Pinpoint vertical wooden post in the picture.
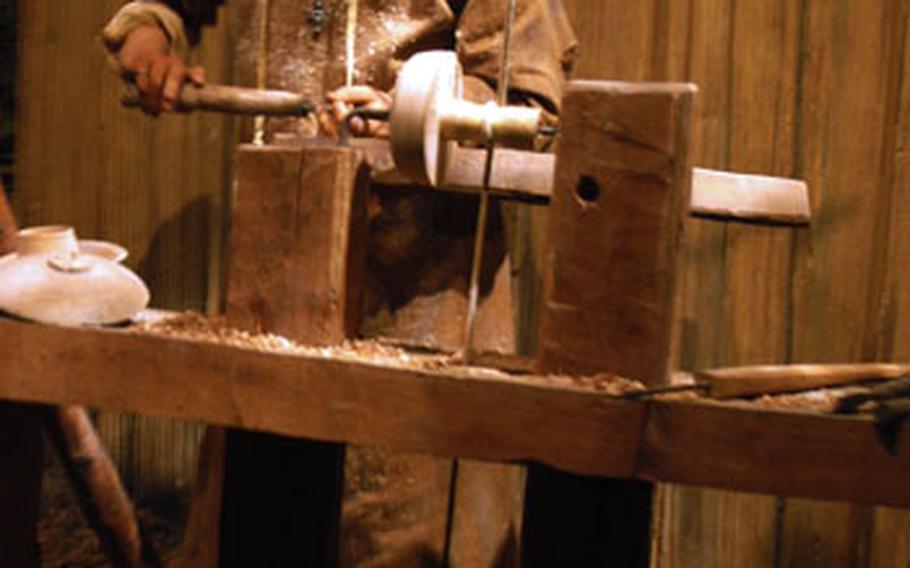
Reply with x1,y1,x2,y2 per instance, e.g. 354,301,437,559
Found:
523,81,694,567
185,142,368,567
226,143,368,343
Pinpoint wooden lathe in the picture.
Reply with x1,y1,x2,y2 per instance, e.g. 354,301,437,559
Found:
3,50,905,566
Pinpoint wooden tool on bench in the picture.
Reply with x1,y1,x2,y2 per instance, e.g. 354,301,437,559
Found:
695,362,910,399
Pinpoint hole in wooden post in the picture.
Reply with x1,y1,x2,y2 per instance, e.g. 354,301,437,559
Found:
576,176,600,203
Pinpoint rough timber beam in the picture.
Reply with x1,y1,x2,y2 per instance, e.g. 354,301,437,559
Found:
358,141,812,224
0,316,907,508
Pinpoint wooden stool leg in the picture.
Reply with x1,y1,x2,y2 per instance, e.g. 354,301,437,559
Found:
524,81,695,567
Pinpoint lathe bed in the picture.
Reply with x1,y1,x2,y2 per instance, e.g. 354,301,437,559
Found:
0,312,905,508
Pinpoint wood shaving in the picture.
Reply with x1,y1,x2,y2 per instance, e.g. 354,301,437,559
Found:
131,311,453,370
130,312,647,395
753,386,869,413
538,373,646,396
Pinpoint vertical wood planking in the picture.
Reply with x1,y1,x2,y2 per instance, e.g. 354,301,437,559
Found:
564,0,792,566
867,0,910,565
16,0,910,564
563,0,658,81
565,0,910,566
784,0,908,566
724,0,798,366
791,0,895,362
16,0,234,502
659,0,796,565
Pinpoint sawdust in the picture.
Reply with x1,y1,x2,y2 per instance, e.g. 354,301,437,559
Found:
535,373,646,396
753,386,868,413
131,311,454,370
131,312,647,395
38,453,185,567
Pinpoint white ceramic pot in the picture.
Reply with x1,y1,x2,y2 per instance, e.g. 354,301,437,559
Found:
0,225,149,326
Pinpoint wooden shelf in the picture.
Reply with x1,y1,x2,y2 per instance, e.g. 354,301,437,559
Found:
0,315,906,508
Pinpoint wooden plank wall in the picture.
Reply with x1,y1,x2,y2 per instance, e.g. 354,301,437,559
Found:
560,0,910,566
15,1,235,502
15,0,910,563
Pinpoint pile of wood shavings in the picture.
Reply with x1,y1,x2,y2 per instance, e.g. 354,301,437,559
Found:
753,386,868,413
131,311,453,370
539,373,646,396
132,312,648,394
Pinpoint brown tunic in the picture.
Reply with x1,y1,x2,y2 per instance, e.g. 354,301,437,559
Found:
152,0,576,111
116,2,576,565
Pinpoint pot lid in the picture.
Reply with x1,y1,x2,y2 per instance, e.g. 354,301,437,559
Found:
0,249,149,326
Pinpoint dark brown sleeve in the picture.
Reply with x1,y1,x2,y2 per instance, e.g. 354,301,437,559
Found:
157,0,224,44
455,0,577,114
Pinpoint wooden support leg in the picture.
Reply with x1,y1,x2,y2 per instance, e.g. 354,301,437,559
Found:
219,431,344,566
522,470,653,567
181,143,369,566
523,81,695,566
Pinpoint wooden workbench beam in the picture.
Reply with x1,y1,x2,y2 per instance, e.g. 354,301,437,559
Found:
0,317,907,508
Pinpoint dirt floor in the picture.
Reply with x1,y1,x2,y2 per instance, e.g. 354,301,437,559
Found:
37,448,185,567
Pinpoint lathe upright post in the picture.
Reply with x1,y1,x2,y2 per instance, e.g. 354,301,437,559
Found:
524,80,695,567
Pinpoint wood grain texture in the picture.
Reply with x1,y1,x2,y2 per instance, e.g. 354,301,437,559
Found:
227,4,526,565
689,168,810,225
561,0,791,566
563,0,910,563
784,1,910,566
698,363,910,399
870,0,910,559
217,143,369,566
526,79,694,568
0,317,909,507
537,80,694,384
0,316,645,480
226,144,368,341
15,0,235,502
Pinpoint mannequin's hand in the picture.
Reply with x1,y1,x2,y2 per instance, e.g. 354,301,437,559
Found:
116,24,206,115
318,86,392,138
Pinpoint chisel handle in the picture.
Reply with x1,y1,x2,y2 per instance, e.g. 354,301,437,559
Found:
122,83,315,116
697,363,910,399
